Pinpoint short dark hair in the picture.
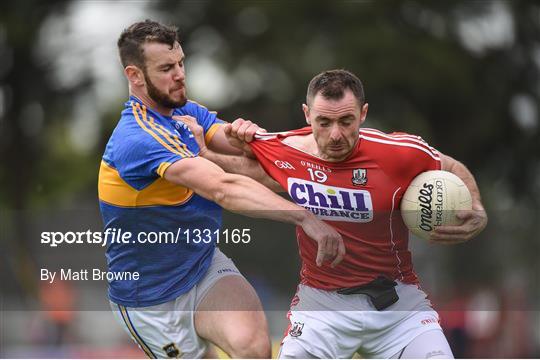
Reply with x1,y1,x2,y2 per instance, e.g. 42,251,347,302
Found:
117,19,180,69
306,69,365,106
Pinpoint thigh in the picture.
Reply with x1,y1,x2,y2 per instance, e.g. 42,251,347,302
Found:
360,283,445,358
110,300,207,359
280,311,331,359
280,310,362,359
280,285,363,359
279,334,318,359
393,329,454,359
194,275,269,354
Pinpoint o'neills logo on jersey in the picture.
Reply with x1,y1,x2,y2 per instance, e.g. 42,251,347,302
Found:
287,178,373,223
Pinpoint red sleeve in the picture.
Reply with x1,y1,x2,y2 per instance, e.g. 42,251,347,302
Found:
377,133,441,187
249,136,288,188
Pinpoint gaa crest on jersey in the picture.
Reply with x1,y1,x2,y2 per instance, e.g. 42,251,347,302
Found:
289,322,304,337
352,168,368,186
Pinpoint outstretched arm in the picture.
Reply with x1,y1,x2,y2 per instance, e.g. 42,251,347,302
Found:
430,153,488,244
164,155,345,267
201,150,283,192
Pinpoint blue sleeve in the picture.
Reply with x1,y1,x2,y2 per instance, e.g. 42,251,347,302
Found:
112,120,194,190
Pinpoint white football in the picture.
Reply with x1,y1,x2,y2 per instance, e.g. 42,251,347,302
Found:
401,170,472,240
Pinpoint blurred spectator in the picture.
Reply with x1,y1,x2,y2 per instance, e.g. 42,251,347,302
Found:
440,294,469,358
38,280,76,346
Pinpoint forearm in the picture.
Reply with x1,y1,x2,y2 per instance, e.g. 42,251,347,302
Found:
165,157,305,223
201,148,282,192
164,156,344,264
214,172,308,225
442,154,483,208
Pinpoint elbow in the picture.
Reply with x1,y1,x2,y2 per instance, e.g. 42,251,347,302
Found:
211,184,227,205
208,174,236,206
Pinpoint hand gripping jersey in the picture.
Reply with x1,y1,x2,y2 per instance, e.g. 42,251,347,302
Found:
98,96,224,307
250,127,441,289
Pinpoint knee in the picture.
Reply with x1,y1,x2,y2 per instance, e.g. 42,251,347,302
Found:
227,330,271,358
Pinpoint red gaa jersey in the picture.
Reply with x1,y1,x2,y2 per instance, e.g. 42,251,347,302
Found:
250,127,441,289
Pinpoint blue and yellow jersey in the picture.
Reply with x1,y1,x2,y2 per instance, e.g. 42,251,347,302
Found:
98,96,224,307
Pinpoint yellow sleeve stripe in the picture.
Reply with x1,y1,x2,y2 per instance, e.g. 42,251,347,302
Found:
156,161,173,177
139,104,194,157
135,103,194,158
130,103,187,158
205,123,223,144
143,109,195,157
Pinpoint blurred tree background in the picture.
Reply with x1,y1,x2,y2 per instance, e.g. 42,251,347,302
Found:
1,0,539,356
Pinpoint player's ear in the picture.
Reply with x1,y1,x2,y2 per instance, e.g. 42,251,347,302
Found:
124,65,145,87
302,103,311,124
359,103,369,125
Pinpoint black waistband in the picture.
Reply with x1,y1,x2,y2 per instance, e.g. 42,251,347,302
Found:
337,276,399,310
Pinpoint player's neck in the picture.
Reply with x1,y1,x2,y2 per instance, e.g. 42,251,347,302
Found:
284,134,319,158
284,134,356,162
130,89,174,117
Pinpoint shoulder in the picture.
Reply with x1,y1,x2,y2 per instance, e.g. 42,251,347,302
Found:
113,103,155,143
359,128,439,160
176,100,216,116
282,134,315,154
114,104,190,157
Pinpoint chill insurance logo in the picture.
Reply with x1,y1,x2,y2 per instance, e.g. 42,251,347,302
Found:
287,178,373,223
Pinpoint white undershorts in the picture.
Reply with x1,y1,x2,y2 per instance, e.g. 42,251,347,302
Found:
279,281,448,359
109,248,243,358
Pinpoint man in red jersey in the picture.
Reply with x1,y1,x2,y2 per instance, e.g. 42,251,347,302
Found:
203,69,487,359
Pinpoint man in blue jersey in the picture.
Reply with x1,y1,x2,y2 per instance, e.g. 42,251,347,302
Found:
98,20,345,359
